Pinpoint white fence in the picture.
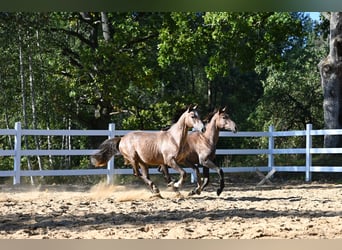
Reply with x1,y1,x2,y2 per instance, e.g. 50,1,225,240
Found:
1,122,342,185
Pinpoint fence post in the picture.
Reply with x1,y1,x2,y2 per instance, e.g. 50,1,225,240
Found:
305,123,312,182
14,122,22,185
255,124,276,185
107,123,115,184
268,125,274,170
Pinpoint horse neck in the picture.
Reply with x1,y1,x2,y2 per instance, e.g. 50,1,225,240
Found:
204,115,220,145
168,115,189,147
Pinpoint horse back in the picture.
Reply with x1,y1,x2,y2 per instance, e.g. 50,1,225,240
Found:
119,131,166,166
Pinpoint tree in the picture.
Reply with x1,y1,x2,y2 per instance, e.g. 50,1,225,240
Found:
250,13,326,132
318,12,342,147
157,12,307,129
0,12,332,181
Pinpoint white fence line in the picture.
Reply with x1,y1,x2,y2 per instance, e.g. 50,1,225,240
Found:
1,122,342,185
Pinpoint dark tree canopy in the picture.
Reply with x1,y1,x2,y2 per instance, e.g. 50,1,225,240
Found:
0,12,328,177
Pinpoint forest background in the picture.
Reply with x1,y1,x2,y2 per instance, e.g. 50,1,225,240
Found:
0,12,330,184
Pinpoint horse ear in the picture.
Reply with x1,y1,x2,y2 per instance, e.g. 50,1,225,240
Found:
220,106,226,113
188,104,197,112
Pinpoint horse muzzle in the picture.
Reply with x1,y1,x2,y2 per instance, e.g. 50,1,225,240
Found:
225,123,237,133
232,125,238,133
193,123,206,133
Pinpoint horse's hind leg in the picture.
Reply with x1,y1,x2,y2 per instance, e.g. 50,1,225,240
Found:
201,165,210,190
138,163,161,196
188,165,203,196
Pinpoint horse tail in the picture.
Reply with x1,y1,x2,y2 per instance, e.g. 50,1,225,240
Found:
91,137,121,167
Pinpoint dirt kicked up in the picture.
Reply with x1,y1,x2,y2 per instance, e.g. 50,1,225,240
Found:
0,181,342,239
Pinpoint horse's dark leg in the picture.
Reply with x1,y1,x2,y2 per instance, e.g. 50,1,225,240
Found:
201,159,224,196
201,165,210,190
132,163,140,177
218,168,224,196
159,164,175,187
186,162,202,196
194,165,203,193
168,159,186,194
138,163,160,196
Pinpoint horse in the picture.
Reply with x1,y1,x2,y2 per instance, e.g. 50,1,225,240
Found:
91,105,205,197
159,107,237,196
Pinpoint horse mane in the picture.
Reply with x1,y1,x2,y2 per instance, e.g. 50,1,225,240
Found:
203,106,228,124
205,107,226,123
203,108,218,123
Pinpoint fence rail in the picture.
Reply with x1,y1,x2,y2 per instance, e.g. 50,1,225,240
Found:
1,122,342,185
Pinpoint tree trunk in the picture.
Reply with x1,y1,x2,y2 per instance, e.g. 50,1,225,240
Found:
0,74,13,148
28,46,43,172
36,29,53,168
101,12,112,42
318,12,342,147
18,28,34,185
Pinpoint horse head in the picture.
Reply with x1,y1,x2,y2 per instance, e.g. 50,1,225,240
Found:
217,106,237,133
184,105,205,132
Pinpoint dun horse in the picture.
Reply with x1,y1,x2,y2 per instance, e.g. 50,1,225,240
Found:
91,105,205,197
159,107,237,196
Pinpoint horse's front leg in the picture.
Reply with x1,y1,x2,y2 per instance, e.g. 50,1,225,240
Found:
201,159,225,196
168,159,186,194
158,164,175,187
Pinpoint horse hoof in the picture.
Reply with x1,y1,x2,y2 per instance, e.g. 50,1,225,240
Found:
167,181,175,187
173,182,182,189
150,193,163,199
172,185,180,193
188,188,201,196
174,192,184,200
216,188,223,196
188,190,196,196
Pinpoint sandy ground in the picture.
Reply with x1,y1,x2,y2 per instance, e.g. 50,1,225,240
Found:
1,181,342,239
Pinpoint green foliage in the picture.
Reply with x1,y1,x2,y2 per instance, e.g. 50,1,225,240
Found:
249,15,327,132
0,12,329,183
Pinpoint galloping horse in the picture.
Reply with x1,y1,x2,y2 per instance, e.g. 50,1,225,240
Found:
91,105,205,197
159,107,237,196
